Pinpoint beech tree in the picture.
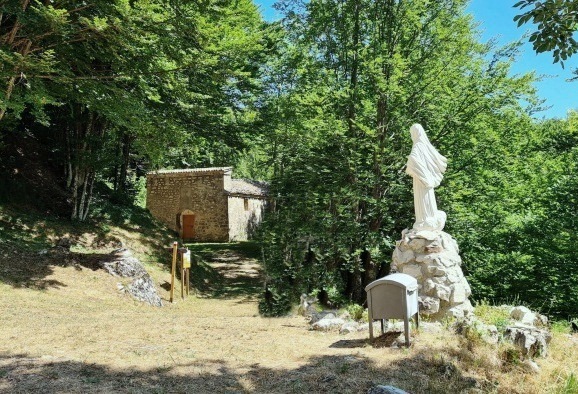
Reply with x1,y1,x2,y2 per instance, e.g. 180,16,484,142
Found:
257,0,540,314
514,0,578,67
0,0,265,220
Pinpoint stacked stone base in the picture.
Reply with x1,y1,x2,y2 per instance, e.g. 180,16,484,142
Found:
392,229,473,320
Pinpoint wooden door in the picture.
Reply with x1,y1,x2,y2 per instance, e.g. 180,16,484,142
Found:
182,214,195,240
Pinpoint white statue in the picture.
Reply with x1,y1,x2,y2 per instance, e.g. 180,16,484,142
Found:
405,123,448,232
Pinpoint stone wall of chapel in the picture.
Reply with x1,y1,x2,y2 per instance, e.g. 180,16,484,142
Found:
146,172,229,242
228,196,266,241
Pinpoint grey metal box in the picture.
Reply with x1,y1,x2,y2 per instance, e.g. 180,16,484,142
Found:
365,273,419,346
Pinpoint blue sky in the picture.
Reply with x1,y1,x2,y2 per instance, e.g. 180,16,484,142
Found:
253,0,578,119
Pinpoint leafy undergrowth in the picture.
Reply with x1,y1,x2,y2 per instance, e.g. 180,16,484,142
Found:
1,205,578,393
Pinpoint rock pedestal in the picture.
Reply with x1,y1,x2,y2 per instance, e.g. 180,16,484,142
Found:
391,229,473,320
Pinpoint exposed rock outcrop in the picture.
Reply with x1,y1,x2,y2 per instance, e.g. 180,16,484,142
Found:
101,248,163,307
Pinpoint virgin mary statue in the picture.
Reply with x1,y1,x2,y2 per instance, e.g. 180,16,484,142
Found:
405,123,448,232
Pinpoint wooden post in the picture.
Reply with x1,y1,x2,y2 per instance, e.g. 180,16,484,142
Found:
181,265,185,300
170,241,178,303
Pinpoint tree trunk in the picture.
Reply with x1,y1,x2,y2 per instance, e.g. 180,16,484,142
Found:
118,132,131,193
0,0,31,122
66,108,105,221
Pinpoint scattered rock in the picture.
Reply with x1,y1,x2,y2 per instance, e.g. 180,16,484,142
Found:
339,322,359,335
454,317,499,345
522,359,540,373
311,316,345,331
367,385,408,394
510,306,547,327
504,324,551,358
310,310,339,324
298,293,318,317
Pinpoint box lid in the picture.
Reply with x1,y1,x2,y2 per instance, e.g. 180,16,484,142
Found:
365,273,418,292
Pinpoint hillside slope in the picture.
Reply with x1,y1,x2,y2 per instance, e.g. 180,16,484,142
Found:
1,204,578,393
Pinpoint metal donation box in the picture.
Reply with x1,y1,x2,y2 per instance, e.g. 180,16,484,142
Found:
365,273,419,346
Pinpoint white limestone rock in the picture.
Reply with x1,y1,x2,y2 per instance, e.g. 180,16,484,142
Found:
435,284,451,302
454,316,498,344
509,305,548,327
312,316,345,331
418,296,440,315
447,299,474,319
391,228,473,320
340,322,359,335
400,263,422,279
423,279,436,294
450,282,468,303
505,324,552,358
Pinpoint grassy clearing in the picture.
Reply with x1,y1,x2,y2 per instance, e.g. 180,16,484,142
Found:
1,205,578,393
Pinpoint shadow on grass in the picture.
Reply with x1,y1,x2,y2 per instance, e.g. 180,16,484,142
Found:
0,349,487,394
330,332,404,349
0,246,121,290
0,202,172,290
185,242,262,300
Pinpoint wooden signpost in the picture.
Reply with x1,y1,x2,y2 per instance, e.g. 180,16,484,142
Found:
169,242,191,303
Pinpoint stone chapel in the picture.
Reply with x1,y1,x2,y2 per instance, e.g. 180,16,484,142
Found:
146,167,267,242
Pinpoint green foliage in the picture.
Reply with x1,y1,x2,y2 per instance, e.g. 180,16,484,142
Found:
345,304,365,321
259,279,293,316
257,0,542,311
514,0,578,67
1,0,577,320
461,113,578,318
550,320,572,335
0,0,267,218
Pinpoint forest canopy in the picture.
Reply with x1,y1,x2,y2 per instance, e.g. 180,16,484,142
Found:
1,0,577,318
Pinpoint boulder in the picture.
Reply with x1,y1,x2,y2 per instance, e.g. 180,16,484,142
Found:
102,256,147,278
454,316,499,344
339,322,359,335
311,317,345,331
504,324,552,358
509,306,548,327
100,249,163,307
129,275,163,307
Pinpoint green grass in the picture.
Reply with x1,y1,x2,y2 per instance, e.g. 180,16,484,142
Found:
474,299,511,331
555,373,578,394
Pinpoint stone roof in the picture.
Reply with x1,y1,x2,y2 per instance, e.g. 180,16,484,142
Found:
226,179,268,198
147,167,232,176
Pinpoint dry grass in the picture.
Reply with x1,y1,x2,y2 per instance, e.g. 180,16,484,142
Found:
1,208,578,393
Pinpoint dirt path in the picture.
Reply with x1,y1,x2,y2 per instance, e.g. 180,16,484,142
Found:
190,244,262,300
